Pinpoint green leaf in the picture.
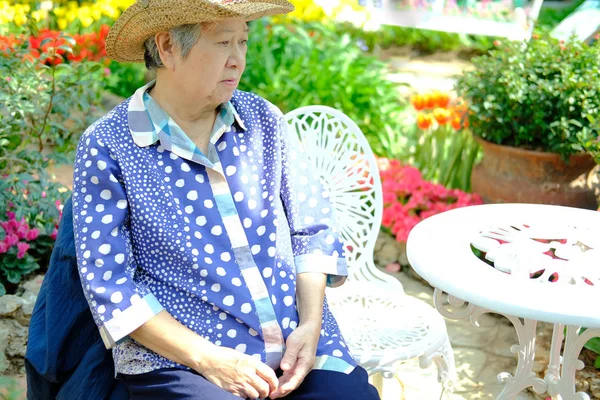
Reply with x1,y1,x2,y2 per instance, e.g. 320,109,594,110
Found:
584,337,600,354
6,271,22,284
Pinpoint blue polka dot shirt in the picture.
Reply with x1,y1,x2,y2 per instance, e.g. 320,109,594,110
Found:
72,82,356,375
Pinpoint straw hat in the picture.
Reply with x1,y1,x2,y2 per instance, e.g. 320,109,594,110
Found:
106,0,294,63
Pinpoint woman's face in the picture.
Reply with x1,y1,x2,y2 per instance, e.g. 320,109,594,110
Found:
171,18,248,106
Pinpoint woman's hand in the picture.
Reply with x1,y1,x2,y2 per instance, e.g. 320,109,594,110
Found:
269,321,321,399
198,346,279,399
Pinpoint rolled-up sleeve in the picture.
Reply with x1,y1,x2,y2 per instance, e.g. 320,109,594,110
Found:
279,117,348,287
72,131,163,349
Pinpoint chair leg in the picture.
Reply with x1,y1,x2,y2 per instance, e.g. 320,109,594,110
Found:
419,337,457,390
371,372,384,398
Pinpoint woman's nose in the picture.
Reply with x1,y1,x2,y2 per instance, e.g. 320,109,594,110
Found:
226,46,245,68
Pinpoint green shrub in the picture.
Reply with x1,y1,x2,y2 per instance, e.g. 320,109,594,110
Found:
0,162,70,295
105,60,146,99
241,19,408,158
0,33,106,158
455,33,600,159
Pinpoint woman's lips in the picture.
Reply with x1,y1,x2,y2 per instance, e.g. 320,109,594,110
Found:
221,79,238,87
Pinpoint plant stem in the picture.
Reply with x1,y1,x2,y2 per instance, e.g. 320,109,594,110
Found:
37,52,57,153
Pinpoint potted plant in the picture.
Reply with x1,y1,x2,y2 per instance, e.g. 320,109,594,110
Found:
455,34,600,209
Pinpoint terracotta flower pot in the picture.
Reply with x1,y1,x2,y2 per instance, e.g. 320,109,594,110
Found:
471,137,599,210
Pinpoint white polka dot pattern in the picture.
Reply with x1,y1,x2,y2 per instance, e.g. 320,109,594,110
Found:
71,83,354,376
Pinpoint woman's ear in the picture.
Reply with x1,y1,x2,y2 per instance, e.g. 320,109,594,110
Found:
155,32,177,70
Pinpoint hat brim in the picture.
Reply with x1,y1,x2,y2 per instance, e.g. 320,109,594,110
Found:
106,1,294,63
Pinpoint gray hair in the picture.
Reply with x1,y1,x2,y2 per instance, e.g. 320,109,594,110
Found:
143,23,202,70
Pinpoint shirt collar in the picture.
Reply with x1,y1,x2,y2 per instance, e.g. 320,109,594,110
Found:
127,80,246,149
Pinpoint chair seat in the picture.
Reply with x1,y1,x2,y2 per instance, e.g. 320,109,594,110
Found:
327,281,449,375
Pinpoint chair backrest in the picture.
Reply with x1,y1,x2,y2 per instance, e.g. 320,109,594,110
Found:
285,106,399,286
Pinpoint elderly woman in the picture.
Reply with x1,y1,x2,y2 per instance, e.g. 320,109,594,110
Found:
64,0,380,399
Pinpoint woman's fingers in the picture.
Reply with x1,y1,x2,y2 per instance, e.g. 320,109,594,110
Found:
271,357,312,398
254,362,279,393
280,340,301,372
281,357,311,392
247,372,272,399
241,385,260,400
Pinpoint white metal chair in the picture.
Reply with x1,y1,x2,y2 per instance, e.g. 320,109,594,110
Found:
285,105,457,396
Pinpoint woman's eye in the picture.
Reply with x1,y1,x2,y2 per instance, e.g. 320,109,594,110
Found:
239,40,248,45
220,41,229,46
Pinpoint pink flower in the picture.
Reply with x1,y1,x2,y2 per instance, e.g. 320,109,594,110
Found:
26,228,40,241
382,208,395,227
42,191,47,198
50,228,58,240
16,226,28,240
0,242,7,253
16,242,30,259
385,263,401,273
4,234,19,247
377,156,482,244
6,211,15,220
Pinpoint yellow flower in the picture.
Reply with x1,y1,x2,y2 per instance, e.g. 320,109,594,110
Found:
57,18,67,30
65,9,77,22
32,9,48,22
14,13,27,26
80,16,94,27
91,8,102,20
284,0,374,27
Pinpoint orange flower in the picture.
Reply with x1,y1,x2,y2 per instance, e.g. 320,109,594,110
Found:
416,113,433,130
432,91,450,109
433,108,452,125
451,116,462,130
423,93,435,109
410,94,426,111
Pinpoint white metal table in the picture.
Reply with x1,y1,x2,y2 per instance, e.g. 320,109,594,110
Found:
406,204,600,400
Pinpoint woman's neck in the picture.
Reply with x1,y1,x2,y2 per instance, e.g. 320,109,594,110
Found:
149,78,218,154
149,79,217,126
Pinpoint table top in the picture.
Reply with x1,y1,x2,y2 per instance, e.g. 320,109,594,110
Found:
406,203,600,328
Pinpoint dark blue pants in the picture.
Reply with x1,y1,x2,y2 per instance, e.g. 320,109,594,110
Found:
119,365,380,400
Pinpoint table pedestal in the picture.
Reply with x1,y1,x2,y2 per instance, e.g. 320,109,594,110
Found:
433,289,599,400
